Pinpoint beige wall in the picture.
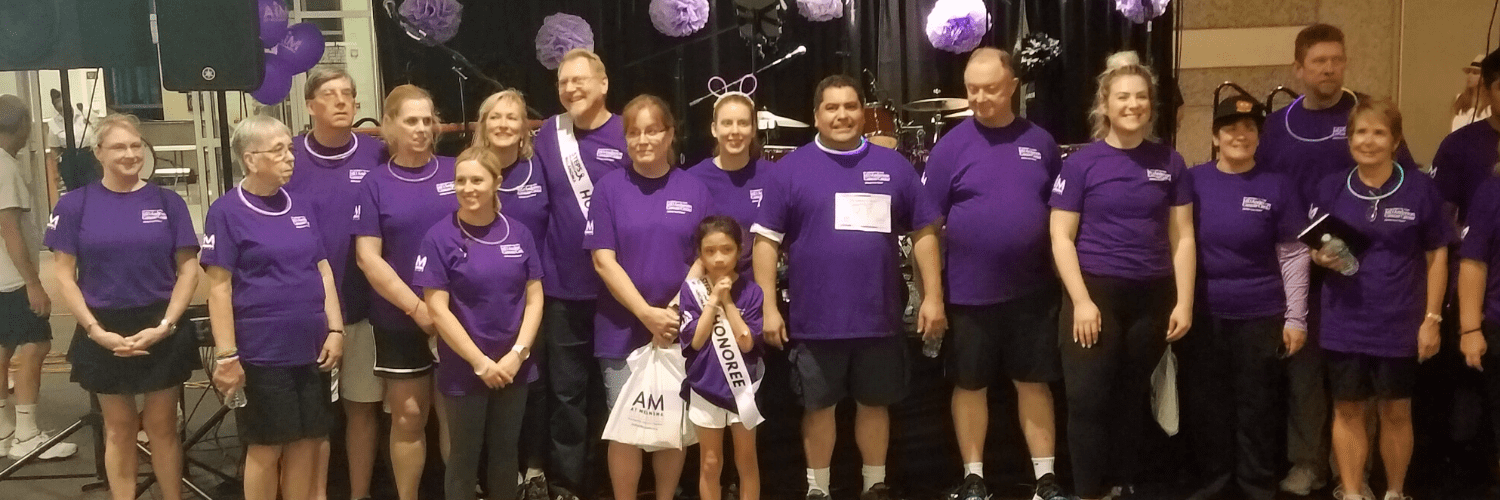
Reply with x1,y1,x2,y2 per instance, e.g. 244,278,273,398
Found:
1398,0,1495,165
1176,0,1403,165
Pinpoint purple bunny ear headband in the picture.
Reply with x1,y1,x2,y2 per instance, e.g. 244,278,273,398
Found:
708,74,758,106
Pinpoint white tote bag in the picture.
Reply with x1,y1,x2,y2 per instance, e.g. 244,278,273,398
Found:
601,343,697,451
1150,350,1180,436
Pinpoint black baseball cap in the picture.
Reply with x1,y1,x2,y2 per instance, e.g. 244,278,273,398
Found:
1212,93,1266,132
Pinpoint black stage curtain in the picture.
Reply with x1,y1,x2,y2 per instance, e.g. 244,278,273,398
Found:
375,0,1175,160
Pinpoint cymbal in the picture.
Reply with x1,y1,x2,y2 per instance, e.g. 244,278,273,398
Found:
757,110,810,129
902,97,968,113
943,109,974,119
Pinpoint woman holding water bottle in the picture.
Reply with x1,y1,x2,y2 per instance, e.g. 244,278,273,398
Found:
1307,99,1450,500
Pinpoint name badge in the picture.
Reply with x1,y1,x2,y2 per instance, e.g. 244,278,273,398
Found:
834,193,892,233
141,209,168,224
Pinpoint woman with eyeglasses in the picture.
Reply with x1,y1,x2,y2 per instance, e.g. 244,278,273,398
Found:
203,114,344,500
49,114,200,500
586,94,711,500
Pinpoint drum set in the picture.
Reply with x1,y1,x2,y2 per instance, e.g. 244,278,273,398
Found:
756,96,973,171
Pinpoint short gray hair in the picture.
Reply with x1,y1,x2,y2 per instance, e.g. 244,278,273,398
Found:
230,114,291,173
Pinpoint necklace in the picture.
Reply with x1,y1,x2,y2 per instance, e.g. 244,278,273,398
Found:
305,134,359,161
498,157,534,193
1345,162,1405,222
386,155,438,183
814,134,868,155
1283,91,1359,143
236,180,292,216
458,211,510,246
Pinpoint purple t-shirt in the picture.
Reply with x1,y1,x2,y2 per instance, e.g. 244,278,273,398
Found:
755,140,940,340
1189,163,1303,319
923,118,1061,305
44,183,198,309
1431,120,1500,222
352,155,458,331
1459,177,1500,323
287,133,384,324
583,167,712,359
1258,93,1418,202
534,114,629,301
1048,140,1193,281
1311,166,1453,357
413,213,543,396
687,157,776,278
499,155,550,251
200,188,329,366
678,278,764,411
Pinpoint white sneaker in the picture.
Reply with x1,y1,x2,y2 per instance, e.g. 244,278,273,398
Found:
1280,465,1327,495
8,431,78,460
1382,492,1412,500
0,430,11,456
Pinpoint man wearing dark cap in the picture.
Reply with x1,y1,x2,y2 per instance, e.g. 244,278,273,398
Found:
1181,94,1310,500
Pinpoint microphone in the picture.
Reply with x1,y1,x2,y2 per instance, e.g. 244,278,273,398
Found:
758,45,807,71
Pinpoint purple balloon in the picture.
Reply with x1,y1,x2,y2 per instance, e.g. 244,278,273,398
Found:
273,23,326,74
258,0,289,49
250,63,293,105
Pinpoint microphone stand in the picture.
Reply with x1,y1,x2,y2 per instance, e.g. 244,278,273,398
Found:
384,2,541,119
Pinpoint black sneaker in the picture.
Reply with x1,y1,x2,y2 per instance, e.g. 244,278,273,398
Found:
1032,473,1067,500
949,474,989,500
549,484,581,500
806,489,832,500
861,483,896,500
518,476,548,500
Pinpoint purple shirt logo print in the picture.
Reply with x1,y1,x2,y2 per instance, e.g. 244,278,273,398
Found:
350,169,369,182
47,215,58,230
292,216,310,229
1052,176,1066,195
414,255,427,273
201,234,215,251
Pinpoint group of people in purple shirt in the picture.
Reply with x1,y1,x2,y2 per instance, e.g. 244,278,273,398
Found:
19,18,1500,500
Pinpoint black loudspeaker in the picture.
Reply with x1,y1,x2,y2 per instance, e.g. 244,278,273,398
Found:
0,0,154,71
155,0,263,91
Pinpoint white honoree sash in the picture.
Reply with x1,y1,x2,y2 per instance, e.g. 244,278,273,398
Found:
686,279,764,428
555,114,596,218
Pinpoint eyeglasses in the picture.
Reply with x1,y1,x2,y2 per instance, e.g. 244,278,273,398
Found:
249,144,293,158
626,128,669,140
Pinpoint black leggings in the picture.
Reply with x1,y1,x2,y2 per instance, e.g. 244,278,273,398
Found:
444,382,529,500
1060,274,1174,499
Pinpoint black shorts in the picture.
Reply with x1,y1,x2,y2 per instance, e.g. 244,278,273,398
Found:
789,336,909,409
0,287,50,349
1325,349,1417,401
945,290,1062,388
372,325,434,379
67,302,201,395
236,363,334,445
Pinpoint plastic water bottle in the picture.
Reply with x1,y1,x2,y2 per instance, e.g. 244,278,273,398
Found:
1321,234,1359,276
922,336,942,358
226,388,247,409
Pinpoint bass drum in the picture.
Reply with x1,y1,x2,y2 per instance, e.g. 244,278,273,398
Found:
863,104,898,149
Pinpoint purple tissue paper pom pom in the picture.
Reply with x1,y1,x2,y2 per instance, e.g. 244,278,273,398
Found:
926,0,989,54
797,0,844,22
1115,0,1171,24
535,13,596,70
398,0,463,45
650,0,710,38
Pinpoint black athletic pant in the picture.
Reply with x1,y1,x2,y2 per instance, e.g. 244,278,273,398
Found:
1176,313,1284,500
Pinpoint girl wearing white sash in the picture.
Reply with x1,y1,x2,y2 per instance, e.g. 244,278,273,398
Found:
679,216,765,500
